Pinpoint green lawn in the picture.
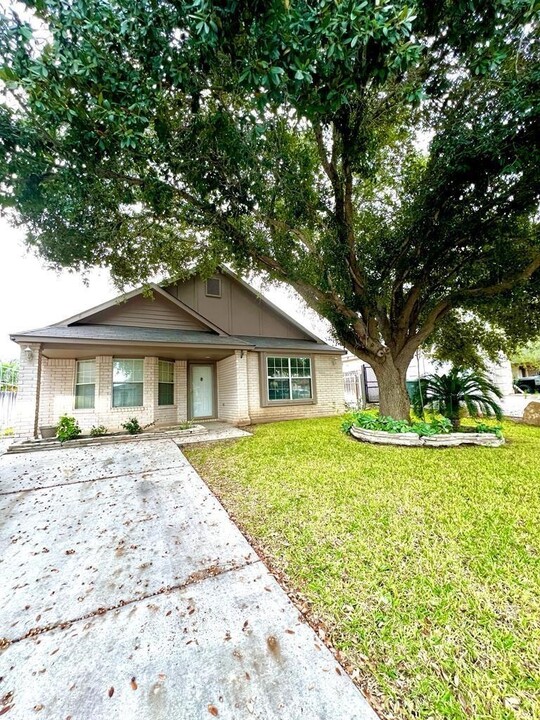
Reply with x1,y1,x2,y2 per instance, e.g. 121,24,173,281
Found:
185,417,540,720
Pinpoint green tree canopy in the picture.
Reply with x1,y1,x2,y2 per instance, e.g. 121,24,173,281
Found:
1,0,539,418
511,338,540,368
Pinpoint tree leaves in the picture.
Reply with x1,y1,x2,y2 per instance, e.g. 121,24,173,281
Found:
0,0,538,414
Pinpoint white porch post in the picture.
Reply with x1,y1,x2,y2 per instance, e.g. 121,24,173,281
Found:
14,342,42,439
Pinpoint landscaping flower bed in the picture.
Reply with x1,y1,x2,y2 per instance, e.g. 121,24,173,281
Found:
343,411,504,447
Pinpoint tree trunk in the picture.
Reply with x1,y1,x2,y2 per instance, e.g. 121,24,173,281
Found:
372,359,411,421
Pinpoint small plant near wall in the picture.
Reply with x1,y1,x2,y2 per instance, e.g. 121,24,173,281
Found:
56,415,82,443
177,421,194,430
90,425,108,438
122,417,143,435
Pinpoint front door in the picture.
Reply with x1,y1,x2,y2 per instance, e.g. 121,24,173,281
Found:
190,364,215,419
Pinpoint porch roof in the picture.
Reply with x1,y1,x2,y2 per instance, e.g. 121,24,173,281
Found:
237,336,345,354
10,325,252,349
11,324,343,354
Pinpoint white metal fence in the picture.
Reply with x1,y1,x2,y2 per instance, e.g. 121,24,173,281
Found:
0,390,17,430
344,369,366,408
0,364,18,430
344,365,380,408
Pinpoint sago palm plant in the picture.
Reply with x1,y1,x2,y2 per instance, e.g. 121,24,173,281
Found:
412,368,503,430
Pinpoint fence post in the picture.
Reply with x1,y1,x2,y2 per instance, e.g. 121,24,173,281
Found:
358,366,366,408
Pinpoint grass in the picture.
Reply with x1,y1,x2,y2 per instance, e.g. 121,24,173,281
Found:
185,417,540,720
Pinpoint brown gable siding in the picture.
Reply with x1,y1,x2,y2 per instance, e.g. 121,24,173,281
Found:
76,294,208,331
166,272,311,340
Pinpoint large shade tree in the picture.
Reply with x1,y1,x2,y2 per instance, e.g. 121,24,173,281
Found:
1,0,539,419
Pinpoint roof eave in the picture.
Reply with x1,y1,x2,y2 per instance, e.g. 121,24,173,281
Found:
250,345,345,355
9,334,254,350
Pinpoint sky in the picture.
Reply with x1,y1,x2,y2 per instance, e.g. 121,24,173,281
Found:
0,217,332,361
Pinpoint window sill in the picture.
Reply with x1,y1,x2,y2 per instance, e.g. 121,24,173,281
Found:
110,406,146,412
263,399,315,407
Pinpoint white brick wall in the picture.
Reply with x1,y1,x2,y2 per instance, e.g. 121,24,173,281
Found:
32,355,186,437
39,358,94,427
16,348,344,439
216,351,250,425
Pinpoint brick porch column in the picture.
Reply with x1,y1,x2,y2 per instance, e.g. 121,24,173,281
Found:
13,342,42,439
144,356,158,426
175,360,188,421
95,356,112,420
235,350,251,425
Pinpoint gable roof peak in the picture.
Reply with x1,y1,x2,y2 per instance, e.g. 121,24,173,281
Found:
55,283,229,336
217,266,326,345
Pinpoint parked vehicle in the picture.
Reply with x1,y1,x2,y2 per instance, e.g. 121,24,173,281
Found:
515,376,540,393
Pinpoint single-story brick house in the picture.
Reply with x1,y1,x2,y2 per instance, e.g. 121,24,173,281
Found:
11,268,345,438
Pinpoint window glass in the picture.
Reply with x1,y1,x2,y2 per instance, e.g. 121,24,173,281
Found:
290,357,311,377
267,357,312,402
292,378,312,399
158,360,175,406
268,378,291,401
113,359,144,407
113,359,144,383
75,360,96,409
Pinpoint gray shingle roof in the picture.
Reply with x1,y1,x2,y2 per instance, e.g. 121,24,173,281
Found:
11,325,344,353
11,325,252,347
235,336,344,354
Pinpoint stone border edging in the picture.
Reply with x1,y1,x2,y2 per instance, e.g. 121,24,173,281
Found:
7,424,208,454
350,425,504,447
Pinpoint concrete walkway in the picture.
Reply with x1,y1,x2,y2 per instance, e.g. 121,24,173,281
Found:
0,438,377,719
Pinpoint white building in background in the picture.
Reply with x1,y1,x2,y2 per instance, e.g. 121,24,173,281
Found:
342,351,514,406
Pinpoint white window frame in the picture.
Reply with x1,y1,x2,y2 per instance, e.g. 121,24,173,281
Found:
74,359,96,410
112,358,144,408
158,359,175,407
263,355,315,406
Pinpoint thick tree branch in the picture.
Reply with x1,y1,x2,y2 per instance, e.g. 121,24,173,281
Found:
313,122,339,189
457,254,540,298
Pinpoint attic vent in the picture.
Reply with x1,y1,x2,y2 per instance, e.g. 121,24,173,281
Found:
205,277,221,298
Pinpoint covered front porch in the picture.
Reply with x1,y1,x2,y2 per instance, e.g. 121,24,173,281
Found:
14,338,252,439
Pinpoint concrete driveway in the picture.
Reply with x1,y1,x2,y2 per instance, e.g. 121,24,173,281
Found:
0,438,377,719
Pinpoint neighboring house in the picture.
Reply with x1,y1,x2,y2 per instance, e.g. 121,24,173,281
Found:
510,339,540,380
513,363,540,378
10,269,345,439
343,351,514,406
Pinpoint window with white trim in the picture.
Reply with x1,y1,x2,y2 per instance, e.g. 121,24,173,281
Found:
267,356,312,401
75,359,96,409
112,359,144,408
158,360,175,406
